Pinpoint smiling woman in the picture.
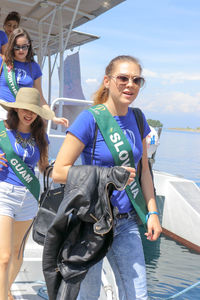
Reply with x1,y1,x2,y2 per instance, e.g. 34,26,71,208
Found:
3,11,21,37
0,27,69,127
0,11,21,56
50,55,162,300
0,87,53,300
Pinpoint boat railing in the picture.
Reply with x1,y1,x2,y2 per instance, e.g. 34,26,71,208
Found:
47,97,92,139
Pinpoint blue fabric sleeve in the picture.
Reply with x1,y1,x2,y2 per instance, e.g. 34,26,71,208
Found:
66,110,95,146
32,61,42,80
0,30,8,48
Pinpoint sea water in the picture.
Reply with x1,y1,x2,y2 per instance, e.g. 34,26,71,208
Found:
145,129,200,299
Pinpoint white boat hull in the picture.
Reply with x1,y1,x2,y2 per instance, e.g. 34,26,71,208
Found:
154,170,200,252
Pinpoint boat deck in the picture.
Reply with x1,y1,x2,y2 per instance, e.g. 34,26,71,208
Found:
12,233,117,300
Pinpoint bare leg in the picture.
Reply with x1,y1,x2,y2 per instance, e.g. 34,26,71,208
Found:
8,220,33,293
0,216,14,300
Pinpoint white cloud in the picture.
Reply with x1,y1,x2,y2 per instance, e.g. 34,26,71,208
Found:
143,69,200,84
85,78,98,84
143,69,158,78
139,91,200,114
161,72,200,84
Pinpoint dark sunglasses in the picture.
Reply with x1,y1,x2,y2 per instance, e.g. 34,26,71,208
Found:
13,44,30,51
111,75,145,88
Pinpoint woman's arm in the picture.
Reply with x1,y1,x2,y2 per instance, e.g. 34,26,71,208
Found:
140,139,162,241
0,153,8,171
52,132,85,184
34,77,69,127
1,44,7,55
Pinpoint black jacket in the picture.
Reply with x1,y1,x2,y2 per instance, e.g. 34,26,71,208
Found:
42,165,129,300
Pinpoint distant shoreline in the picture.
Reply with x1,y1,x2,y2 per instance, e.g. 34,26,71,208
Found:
168,128,200,133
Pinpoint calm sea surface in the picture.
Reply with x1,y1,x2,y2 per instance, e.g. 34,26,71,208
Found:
144,129,200,299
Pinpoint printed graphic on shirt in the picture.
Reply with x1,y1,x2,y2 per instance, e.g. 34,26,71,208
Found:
15,68,27,84
124,129,135,149
15,136,36,169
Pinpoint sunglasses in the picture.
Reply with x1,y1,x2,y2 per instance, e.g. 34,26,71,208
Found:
13,44,30,51
111,75,145,88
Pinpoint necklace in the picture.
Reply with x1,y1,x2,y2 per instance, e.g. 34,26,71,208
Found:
16,131,35,149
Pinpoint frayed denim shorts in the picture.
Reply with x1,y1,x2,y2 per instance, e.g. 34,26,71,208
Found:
0,181,38,221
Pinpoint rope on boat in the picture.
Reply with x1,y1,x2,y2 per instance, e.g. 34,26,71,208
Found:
38,285,49,299
166,280,200,299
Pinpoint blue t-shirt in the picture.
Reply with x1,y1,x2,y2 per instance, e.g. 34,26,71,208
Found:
0,128,48,186
67,108,150,213
0,30,8,52
0,56,42,102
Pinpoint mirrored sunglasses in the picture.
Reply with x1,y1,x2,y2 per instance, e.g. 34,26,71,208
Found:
112,75,145,88
13,44,30,51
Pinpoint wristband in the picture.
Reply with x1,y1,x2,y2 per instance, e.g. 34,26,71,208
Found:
145,211,159,223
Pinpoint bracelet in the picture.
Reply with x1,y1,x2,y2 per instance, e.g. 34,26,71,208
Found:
145,211,159,223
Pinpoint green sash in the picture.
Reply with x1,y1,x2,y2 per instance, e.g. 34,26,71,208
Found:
3,63,19,97
89,104,148,226
0,121,40,200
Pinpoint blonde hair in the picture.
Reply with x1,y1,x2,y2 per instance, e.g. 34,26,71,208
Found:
93,55,142,106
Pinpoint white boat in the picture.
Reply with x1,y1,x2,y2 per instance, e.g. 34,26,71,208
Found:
154,170,200,253
1,1,200,299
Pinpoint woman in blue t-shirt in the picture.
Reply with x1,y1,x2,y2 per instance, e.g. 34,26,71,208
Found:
0,11,21,55
0,87,54,300
3,11,21,39
0,27,68,127
52,55,162,300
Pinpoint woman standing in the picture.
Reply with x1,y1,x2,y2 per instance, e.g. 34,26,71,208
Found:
52,55,162,299
0,11,21,55
0,87,54,300
3,11,21,38
0,27,68,127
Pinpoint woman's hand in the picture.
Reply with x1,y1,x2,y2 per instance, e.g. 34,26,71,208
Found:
52,117,69,128
145,214,162,241
121,166,136,185
0,153,8,171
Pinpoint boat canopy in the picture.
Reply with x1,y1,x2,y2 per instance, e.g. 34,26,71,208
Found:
0,0,125,98
0,0,125,99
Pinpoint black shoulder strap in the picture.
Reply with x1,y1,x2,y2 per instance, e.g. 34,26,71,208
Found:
132,107,144,179
132,108,156,194
91,122,98,164
132,107,144,141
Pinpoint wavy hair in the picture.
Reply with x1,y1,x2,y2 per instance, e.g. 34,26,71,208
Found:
93,55,142,106
5,27,35,66
6,109,48,172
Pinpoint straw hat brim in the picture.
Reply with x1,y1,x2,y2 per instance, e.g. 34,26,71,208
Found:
0,100,54,120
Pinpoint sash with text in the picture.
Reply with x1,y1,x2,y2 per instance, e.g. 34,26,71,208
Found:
89,104,148,226
3,63,19,97
0,121,40,200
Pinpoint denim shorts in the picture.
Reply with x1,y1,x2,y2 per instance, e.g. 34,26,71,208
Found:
0,181,38,221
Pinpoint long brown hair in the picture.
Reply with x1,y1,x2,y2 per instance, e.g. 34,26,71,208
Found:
93,55,142,106
5,27,35,66
6,109,48,172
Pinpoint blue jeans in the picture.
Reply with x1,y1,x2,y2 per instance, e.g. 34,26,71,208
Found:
78,211,148,300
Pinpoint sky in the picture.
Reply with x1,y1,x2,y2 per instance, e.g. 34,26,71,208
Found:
43,0,200,129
